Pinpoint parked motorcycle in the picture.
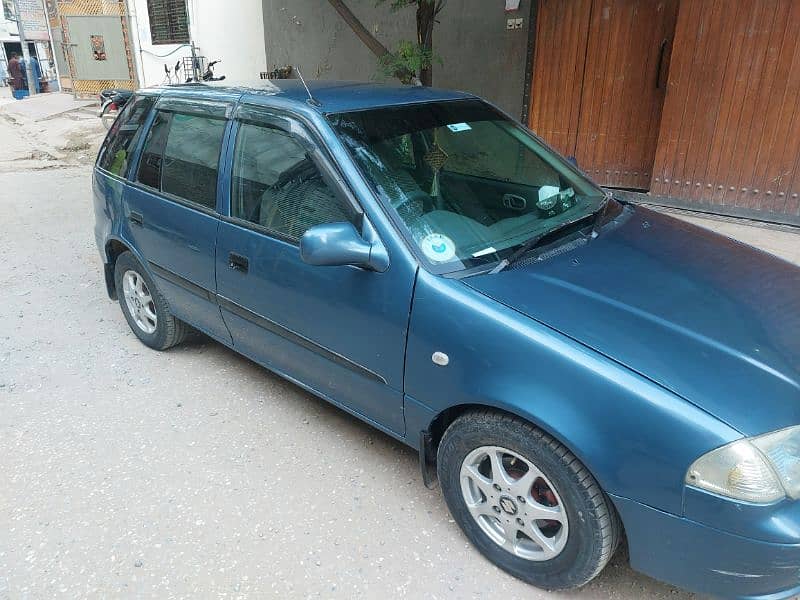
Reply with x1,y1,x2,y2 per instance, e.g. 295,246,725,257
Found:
98,56,224,130
205,59,225,81
98,88,133,130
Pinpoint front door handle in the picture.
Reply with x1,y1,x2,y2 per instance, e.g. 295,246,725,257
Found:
129,211,143,226
228,252,249,273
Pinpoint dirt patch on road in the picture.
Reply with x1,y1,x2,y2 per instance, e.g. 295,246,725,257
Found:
0,103,105,172
58,129,99,158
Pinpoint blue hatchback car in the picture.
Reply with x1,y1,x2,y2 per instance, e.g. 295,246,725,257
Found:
93,80,800,598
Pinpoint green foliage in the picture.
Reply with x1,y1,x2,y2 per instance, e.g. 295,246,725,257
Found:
372,0,444,84
378,40,439,83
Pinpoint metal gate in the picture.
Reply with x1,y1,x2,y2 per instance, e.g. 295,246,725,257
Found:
46,0,136,96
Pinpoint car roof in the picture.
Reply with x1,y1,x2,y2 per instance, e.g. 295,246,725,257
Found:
148,79,476,114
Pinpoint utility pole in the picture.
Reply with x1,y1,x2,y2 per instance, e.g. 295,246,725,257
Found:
11,0,38,95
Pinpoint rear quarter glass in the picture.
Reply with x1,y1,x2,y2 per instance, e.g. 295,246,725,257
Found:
97,95,156,178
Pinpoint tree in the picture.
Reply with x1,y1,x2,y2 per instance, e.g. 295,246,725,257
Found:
327,0,446,86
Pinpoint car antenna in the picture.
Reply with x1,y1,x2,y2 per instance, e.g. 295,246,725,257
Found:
295,67,321,107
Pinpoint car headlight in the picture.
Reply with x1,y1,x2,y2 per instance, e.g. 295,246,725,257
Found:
686,425,800,503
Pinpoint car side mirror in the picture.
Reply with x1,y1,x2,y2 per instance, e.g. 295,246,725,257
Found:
300,222,388,272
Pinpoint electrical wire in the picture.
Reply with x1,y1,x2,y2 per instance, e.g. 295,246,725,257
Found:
139,44,190,58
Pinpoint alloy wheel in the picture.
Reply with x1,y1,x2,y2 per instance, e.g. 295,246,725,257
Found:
460,445,569,561
122,269,157,334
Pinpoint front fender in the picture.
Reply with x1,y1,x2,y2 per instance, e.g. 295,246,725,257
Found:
404,270,739,515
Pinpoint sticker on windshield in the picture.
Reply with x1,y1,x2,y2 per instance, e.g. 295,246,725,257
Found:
446,122,472,133
420,233,457,262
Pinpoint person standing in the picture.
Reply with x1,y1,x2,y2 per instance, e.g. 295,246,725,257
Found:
8,53,23,92
29,55,41,93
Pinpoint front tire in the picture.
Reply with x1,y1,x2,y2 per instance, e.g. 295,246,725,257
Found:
114,251,188,350
437,410,621,591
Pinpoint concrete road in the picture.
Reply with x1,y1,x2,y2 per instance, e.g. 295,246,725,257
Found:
2,96,798,598
0,174,701,600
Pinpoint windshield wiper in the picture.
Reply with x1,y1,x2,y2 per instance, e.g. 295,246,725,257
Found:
490,194,611,275
489,231,551,274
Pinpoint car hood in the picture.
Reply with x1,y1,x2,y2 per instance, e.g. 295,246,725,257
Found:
464,206,800,436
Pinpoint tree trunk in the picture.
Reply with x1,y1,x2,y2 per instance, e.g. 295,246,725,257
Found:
416,0,437,86
326,0,416,84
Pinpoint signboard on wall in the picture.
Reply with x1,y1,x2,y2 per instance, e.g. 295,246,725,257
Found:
17,0,50,41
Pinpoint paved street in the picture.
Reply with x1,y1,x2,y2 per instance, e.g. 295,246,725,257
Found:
1,94,798,599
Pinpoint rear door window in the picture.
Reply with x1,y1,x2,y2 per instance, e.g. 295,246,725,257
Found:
97,94,155,177
135,110,227,210
136,110,170,189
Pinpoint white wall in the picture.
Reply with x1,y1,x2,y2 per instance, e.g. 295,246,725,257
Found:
128,0,266,88
0,5,19,41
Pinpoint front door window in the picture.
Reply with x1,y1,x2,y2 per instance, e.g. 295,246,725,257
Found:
230,122,351,240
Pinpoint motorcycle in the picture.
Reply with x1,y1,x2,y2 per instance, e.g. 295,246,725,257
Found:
98,56,224,129
98,88,133,130
186,59,225,83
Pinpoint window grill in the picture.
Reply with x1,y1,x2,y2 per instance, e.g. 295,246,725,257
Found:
146,0,189,45
1,0,15,20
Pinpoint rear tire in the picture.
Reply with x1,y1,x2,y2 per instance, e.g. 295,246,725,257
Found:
437,410,621,591
114,251,188,350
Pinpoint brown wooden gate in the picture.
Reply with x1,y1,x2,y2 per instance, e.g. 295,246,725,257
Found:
651,0,800,224
529,0,679,190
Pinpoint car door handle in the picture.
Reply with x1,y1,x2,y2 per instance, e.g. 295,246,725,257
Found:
129,211,143,226
228,252,249,273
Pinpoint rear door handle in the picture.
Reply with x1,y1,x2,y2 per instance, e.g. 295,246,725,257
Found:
129,211,143,226
228,252,249,273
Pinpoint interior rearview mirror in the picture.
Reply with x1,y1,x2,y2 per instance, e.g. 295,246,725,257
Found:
300,222,388,272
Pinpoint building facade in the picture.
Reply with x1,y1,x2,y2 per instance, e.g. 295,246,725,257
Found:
261,0,535,120
41,0,800,226
45,0,266,95
260,0,800,226
128,0,266,88
2,0,59,91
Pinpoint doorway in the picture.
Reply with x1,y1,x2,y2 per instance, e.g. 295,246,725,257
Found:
528,0,679,190
2,43,38,58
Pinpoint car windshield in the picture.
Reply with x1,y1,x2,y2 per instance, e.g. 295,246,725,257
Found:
328,99,606,272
